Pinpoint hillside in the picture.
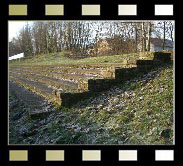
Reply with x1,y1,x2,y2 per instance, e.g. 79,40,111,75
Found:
9,52,138,66
9,62,174,145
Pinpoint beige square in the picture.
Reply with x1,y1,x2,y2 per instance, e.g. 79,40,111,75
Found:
82,150,101,161
46,150,64,161
119,150,137,161
45,5,64,15
9,5,27,16
9,150,28,161
118,5,137,15
82,5,100,15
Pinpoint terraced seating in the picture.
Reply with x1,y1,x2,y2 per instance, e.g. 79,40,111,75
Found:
9,72,79,92
9,75,87,106
9,67,110,91
9,52,172,107
9,64,117,106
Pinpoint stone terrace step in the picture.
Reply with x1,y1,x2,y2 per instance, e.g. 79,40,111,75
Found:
9,52,172,107
139,52,171,62
9,75,88,106
9,68,101,80
9,75,60,104
9,71,80,92
9,69,106,91
10,63,137,70
9,66,115,78
9,69,115,91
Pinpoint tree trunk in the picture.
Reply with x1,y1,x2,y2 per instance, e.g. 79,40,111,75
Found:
135,24,138,52
163,22,166,50
141,22,146,52
147,22,152,51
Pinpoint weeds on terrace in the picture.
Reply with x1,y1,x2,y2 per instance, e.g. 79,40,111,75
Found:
9,63,174,145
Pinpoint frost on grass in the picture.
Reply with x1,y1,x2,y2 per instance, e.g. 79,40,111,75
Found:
9,63,173,145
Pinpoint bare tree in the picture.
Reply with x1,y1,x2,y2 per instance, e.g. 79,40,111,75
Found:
162,21,166,50
141,22,146,52
9,21,174,58
147,22,152,51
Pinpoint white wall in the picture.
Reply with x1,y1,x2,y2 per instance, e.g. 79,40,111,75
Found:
9,53,24,60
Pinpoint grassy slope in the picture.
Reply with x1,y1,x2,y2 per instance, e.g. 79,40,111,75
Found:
9,52,138,66
9,63,174,145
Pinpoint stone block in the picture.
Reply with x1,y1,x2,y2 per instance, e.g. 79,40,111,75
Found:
139,51,171,62
121,57,137,65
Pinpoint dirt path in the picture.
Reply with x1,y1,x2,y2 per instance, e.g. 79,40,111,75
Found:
9,81,56,116
9,81,47,109
9,81,57,144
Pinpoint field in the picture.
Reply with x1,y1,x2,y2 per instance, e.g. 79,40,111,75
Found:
9,52,174,144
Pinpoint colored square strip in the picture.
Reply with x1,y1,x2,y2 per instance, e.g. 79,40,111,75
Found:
8,150,175,161
8,4,174,16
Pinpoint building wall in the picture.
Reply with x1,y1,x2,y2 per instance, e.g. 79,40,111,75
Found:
137,42,173,52
151,45,173,52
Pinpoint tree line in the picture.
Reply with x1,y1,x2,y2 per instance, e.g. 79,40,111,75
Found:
9,21,174,57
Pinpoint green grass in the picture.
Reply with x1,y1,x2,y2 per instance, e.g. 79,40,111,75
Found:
9,63,174,145
9,51,138,66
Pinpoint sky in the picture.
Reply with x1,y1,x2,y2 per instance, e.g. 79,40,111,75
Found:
8,21,33,42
